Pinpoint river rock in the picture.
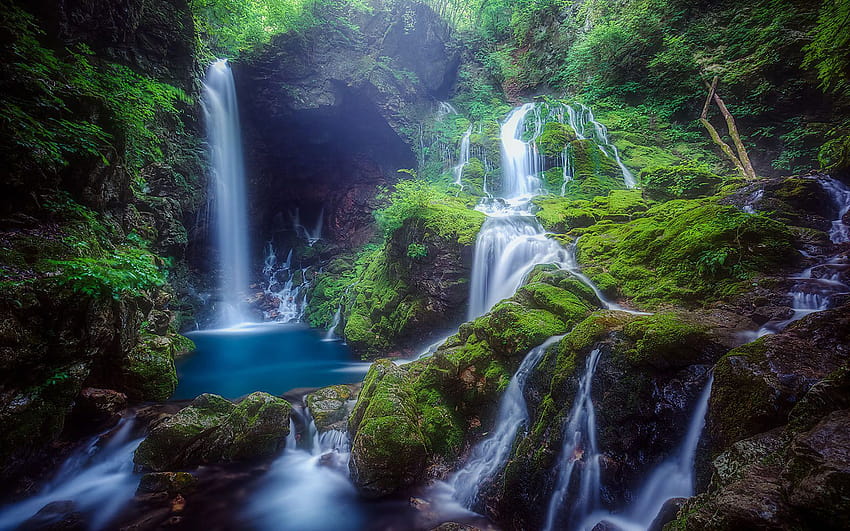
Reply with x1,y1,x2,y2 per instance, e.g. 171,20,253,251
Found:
305,384,358,432
138,472,197,495
134,392,291,471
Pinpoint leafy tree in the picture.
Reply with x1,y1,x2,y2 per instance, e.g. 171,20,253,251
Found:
803,0,850,95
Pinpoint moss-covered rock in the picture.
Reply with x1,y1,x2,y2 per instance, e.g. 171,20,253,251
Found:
306,384,358,432
343,204,485,358
641,162,724,201
348,360,428,498
121,333,178,401
137,471,197,495
537,121,576,157
134,392,291,471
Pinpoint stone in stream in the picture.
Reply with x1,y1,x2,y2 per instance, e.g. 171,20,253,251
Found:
305,384,358,432
134,392,291,471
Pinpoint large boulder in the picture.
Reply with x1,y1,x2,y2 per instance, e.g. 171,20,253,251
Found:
134,392,291,471
306,384,358,433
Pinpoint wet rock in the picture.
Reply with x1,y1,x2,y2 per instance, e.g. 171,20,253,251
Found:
19,500,85,530
305,384,357,432
120,333,179,401
647,497,686,531
134,392,291,471
74,387,128,422
785,409,850,526
708,303,850,453
137,472,197,495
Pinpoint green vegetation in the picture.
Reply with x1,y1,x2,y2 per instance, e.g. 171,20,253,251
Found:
574,199,796,307
641,162,725,201
0,4,192,178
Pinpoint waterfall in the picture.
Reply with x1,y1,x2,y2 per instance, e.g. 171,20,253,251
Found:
580,377,714,531
565,103,635,188
292,207,324,246
203,59,252,326
561,144,574,196
447,335,564,508
543,348,604,531
500,103,543,199
453,125,472,188
261,243,312,322
323,307,342,341
246,404,358,530
0,419,142,530
753,176,850,337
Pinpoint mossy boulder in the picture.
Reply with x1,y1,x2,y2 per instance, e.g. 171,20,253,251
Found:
121,333,178,401
343,204,485,358
708,304,850,454
134,392,291,471
621,313,710,369
348,360,428,498
306,384,357,432
576,199,797,308
537,121,576,157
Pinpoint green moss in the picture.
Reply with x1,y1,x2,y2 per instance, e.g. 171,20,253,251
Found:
621,313,708,368
537,121,575,157
518,282,590,326
473,302,566,356
576,199,796,307
641,162,724,201
122,333,178,401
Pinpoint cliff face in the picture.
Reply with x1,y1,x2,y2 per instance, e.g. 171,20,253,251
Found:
236,1,459,252
0,0,203,484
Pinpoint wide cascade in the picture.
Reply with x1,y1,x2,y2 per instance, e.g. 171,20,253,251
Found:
202,59,252,326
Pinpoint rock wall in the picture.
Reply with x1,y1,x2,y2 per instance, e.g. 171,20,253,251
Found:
0,0,204,485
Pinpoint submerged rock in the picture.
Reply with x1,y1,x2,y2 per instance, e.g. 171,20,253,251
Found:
134,392,291,471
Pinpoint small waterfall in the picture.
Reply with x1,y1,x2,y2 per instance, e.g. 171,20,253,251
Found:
291,208,324,246
579,377,714,531
203,59,251,326
561,144,574,196
246,404,357,530
467,216,569,319
323,307,342,341
742,189,764,214
453,125,473,188
565,103,635,188
0,419,142,530
448,335,564,508
754,176,850,337
262,243,311,322
543,348,604,531
437,101,460,119
822,176,850,243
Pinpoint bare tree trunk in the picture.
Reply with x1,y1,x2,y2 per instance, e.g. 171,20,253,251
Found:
712,92,757,179
700,77,750,178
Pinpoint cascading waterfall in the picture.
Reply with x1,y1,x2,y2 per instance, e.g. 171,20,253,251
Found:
447,336,564,507
565,103,636,188
203,59,251,326
500,103,543,198
754,176,850,337
453,125,472,188
561,143,574,196
262,243,311,322
0,419,142,530
580,376,714,531
247,404,358,531
543,348,603,531
323,307,342,341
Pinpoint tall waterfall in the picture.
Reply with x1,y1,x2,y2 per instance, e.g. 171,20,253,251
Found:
203,59,251,326
448,336,564,507
500,103,543,198
543,348,604,531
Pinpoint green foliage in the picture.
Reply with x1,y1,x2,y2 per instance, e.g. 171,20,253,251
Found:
803,0,850,95
406,243,428,259
48,247,166,300
0,3,191,176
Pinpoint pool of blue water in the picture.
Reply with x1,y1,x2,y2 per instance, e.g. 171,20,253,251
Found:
174,322,370,400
